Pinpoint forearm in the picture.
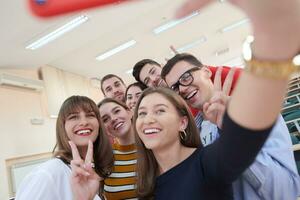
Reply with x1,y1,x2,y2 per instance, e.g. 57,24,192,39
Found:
228,74,288,130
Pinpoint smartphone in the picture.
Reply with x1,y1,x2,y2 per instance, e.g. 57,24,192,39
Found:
28,0,130,17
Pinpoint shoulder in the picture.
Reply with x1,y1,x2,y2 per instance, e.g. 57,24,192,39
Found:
16,158,72,200
23,158,70,184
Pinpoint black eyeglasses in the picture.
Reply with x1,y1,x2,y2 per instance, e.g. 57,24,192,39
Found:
170,67,200,93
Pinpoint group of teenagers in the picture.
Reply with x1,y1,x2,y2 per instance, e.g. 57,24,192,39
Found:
15,0,300,199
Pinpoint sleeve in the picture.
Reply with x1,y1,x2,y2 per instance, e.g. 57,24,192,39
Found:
239,115,300,199
200,111,273,185
15,169,60,200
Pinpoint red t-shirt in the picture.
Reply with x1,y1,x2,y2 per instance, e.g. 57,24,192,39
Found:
208,66,241,95
190,66,242,115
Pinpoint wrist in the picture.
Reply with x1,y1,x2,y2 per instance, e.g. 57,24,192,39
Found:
252,27,300,61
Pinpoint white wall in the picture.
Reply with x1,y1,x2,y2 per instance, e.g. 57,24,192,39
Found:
0,68,103,199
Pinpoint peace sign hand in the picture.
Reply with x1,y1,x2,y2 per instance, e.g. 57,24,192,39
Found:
69,140,102,200
203,67,235,128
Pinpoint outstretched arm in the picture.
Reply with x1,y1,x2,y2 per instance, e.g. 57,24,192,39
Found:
177,0,300,130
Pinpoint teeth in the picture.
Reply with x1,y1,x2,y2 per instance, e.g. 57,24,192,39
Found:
157,79,162,86
77,129,91,135
186,90,197,100
144,128,160,134
114,122,123,130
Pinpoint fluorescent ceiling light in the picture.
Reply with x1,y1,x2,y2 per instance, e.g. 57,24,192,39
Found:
126,69,133,74
214,47,229,56
223,57,245,67
26,15,89,50
96,40,137,61
221,18,249,33
153,11,199,34
293,54,300,66
176,36,207,53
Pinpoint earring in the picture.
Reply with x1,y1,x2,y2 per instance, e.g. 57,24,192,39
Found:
180,130,187,141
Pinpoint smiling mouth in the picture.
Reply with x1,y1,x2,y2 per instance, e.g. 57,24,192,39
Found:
114,122,124,130
143,128,160,135
75,129,92,136
185,90,198,100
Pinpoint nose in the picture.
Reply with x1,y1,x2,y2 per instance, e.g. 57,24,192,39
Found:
79,116,88,126
178,84,189,95
110,114,119,126
113,88,119,94
143,113,156,124
149,75,158,87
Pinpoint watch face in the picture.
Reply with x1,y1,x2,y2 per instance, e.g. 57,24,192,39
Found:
243,35,254,61
28,0,129,17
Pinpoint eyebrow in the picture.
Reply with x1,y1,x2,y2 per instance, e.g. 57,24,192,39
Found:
149,67,155,74
138,103,168,110
67,111,79,115
111,105,121,112
105,85,112,91
143,67,155,83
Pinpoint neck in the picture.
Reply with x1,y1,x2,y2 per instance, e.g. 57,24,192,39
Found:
117,126,135,145
78,146,88,159
153,143,196,174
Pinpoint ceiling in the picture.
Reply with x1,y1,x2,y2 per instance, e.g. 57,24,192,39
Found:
0,0,251,83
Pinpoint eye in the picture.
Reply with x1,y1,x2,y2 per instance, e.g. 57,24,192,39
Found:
136,93,141,98
102,117,110,123
156,109,165,115
106,87,112,92
137,111,147,117
170,83,179,91
113,109,121,114
180,73,191,83
115,82,121,87
87,112,96,118
144,78,149,85
127,96,132,100
67,114,78,120
151,69,155,75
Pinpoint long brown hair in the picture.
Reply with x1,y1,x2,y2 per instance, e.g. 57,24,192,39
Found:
133,88,201,199
54,95,114,178
97,97,130,111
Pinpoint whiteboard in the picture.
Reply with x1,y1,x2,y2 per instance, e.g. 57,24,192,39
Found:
10,158,50,193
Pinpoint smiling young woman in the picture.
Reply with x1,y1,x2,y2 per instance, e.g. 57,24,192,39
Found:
97,98,137,200
16,96,113,200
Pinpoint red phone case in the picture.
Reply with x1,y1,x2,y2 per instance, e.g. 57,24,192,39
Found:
28,0,130,17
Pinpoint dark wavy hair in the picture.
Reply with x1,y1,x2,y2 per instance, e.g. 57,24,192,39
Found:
161,53,203,80
125,82,147,101
132,59,160,85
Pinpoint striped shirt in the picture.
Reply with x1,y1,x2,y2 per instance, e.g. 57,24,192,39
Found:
195,112,220,146
104,143,137,200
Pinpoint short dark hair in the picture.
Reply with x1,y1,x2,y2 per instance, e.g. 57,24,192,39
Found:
125,82,147,101
132,59,160,85
100,74,125,95
161,53,203,80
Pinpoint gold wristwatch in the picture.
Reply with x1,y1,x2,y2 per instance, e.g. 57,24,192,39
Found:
243,37,300,79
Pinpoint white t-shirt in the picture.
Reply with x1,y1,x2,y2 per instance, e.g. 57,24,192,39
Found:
15,158,101,200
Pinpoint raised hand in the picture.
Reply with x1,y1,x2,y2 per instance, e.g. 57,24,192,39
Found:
69,140,101,200
203,67,235,128
176,0,300,60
